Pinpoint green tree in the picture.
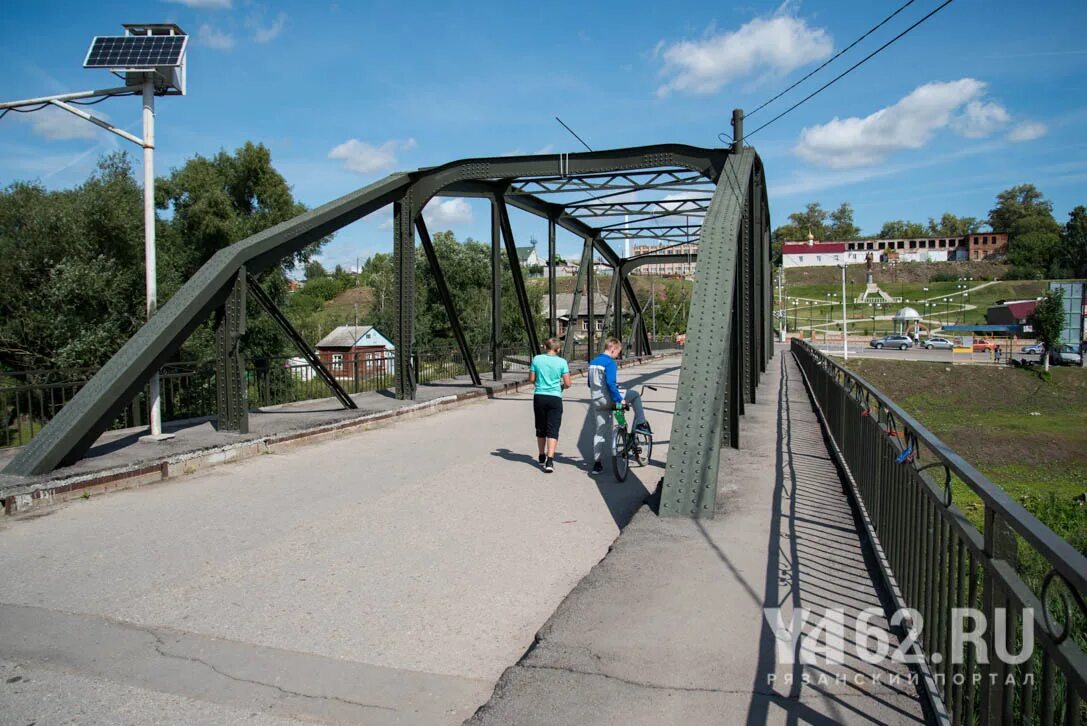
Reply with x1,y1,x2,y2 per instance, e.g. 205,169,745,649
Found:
1029,290,1065,372
828,202,861,240
157,142,322,364
926,213,982,236
303,260,328,280
878,220,928,239
988,184,1057,236
0,154,144,370
1059,205,1087,277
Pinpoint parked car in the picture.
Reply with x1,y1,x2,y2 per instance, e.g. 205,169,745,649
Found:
922,337,953,350
870,335,914,350
1050,344,1083,366
1021,342,1045,354
972,338,997,352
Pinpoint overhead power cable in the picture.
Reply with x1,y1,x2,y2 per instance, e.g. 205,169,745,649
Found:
744,0,955,141
555,116,593,152
746,0,919,119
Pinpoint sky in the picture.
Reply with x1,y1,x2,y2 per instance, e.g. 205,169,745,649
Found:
1,0,1086,272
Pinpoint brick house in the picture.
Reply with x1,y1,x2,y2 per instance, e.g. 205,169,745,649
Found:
315,325,395,377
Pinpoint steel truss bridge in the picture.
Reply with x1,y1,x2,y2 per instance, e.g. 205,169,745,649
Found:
3,129,772,518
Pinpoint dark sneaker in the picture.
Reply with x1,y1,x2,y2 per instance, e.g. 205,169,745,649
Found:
590,460,604,475
538,453,547,464
544,458,555,473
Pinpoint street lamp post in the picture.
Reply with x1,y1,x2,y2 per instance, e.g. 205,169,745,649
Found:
0,24,187,442
839,263,848,360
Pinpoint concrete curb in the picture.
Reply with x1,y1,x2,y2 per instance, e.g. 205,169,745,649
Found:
2,352,678,516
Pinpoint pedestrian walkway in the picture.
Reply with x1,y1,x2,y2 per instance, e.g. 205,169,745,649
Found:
0,358,680,725
470,349,931,725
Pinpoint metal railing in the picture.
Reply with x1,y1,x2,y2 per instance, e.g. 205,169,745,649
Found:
792,338,1086,725
0,347,508,449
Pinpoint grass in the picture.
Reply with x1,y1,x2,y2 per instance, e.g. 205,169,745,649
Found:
844,358,1087,555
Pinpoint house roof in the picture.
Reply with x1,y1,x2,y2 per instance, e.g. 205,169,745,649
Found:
547,292,611,318
994,300,1038,320
782,242,847,255
316,325,375,348
516,244,537,262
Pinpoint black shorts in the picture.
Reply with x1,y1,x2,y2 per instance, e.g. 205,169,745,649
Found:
533,395,563,439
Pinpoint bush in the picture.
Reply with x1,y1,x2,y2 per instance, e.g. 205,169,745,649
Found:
930,271,958,282
1002,265,1042,281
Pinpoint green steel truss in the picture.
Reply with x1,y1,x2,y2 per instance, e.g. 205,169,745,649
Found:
4,141,770,511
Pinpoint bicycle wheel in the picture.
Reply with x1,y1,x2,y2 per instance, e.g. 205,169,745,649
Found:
612,429,629,481
634,431,653,466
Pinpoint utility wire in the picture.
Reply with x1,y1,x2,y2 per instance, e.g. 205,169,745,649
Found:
0,90,138,121
746,0,919,119
555,116,593,152
745,0,955,141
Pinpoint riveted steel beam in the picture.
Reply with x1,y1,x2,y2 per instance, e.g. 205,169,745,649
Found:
214,268,248,433
491,198,503,381
392,195,416,400
660,148,756,518
495,193,541,358
563,237,593,361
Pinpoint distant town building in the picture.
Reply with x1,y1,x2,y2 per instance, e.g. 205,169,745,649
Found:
782,232,1008,268
315,325,395,376
629,242,697,277
544,293,611,338
516,240,546,276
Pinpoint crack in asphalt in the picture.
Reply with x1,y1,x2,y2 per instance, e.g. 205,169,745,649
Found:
149,632,397,714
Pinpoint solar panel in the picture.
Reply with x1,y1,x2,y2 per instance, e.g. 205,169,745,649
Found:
84,35,187,69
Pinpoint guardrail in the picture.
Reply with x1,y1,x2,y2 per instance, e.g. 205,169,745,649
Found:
791,338,1085,725
0,347,502,449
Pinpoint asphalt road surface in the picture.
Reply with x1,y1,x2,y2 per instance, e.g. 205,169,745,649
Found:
0,358,680,725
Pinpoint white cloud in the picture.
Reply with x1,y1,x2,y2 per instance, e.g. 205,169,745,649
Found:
250,11,287,43
952,100,1010,138
328,138,416,174
1007,121,1048,143
165,0,231,7
793,79,1015,169
13,105,105,141
656,14,832,96
198,24,235,51
423,198,473,228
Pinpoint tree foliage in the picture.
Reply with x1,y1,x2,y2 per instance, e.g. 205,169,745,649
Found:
0,144,323,372
1029,290,1065,372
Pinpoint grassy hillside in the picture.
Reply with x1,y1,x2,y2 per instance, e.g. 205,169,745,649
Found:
781,278,1056,336
844,358,1086,559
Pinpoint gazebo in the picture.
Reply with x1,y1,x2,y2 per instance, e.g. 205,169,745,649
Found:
892,306,923,336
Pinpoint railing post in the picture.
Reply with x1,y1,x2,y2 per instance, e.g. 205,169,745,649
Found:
980,508,1017,725
214,267,248,434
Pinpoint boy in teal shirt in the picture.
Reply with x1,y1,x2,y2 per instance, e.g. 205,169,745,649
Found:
528,338,572,473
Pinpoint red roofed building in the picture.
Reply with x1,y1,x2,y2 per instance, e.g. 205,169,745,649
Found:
986,299,1039,326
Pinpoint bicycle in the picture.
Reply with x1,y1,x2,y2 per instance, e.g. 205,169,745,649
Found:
612,385,657,481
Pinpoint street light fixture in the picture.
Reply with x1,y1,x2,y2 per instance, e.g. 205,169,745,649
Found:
0,24,187,442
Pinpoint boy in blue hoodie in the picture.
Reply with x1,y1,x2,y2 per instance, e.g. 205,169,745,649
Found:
587,337,649,475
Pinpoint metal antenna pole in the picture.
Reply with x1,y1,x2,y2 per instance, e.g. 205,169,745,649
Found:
141,78,171,441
